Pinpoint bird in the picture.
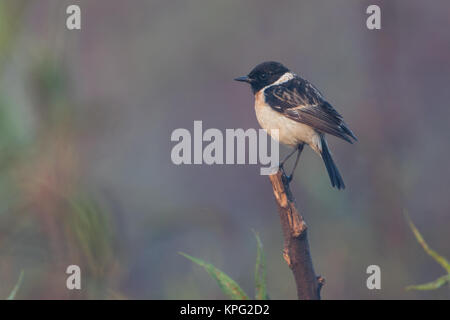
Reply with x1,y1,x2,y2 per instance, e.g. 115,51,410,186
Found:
234,61,357,189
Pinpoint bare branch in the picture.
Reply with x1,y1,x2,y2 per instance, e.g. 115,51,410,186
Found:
268,170,323,300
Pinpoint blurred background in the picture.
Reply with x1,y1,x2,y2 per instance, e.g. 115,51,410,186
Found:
0,0,449,299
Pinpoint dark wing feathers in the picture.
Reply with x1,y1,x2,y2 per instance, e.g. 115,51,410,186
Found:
264,78,357,143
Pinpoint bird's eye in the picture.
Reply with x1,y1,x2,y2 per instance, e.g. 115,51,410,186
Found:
260,73,267,79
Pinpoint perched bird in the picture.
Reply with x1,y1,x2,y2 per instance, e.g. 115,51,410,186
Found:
235,61,357,189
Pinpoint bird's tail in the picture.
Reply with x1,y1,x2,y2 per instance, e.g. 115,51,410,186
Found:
320,135,345,190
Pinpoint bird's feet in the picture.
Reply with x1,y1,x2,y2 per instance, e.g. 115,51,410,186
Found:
279,164,293,184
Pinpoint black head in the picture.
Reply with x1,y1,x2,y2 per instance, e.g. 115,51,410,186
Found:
234,61,290,93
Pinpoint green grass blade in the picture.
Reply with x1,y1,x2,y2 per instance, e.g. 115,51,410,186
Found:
252,230,268,300
6,270,24,300
180,252,249,300
406,274,450,291
405,213,450,273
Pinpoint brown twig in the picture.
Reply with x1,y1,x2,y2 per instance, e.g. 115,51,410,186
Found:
268,170,323,300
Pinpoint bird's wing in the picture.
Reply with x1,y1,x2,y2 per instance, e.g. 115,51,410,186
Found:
264,78,357,143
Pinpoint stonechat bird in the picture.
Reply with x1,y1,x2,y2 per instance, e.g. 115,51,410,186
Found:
235,61,357,189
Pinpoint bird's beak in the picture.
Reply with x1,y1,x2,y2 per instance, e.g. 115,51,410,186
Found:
234,75,251,83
